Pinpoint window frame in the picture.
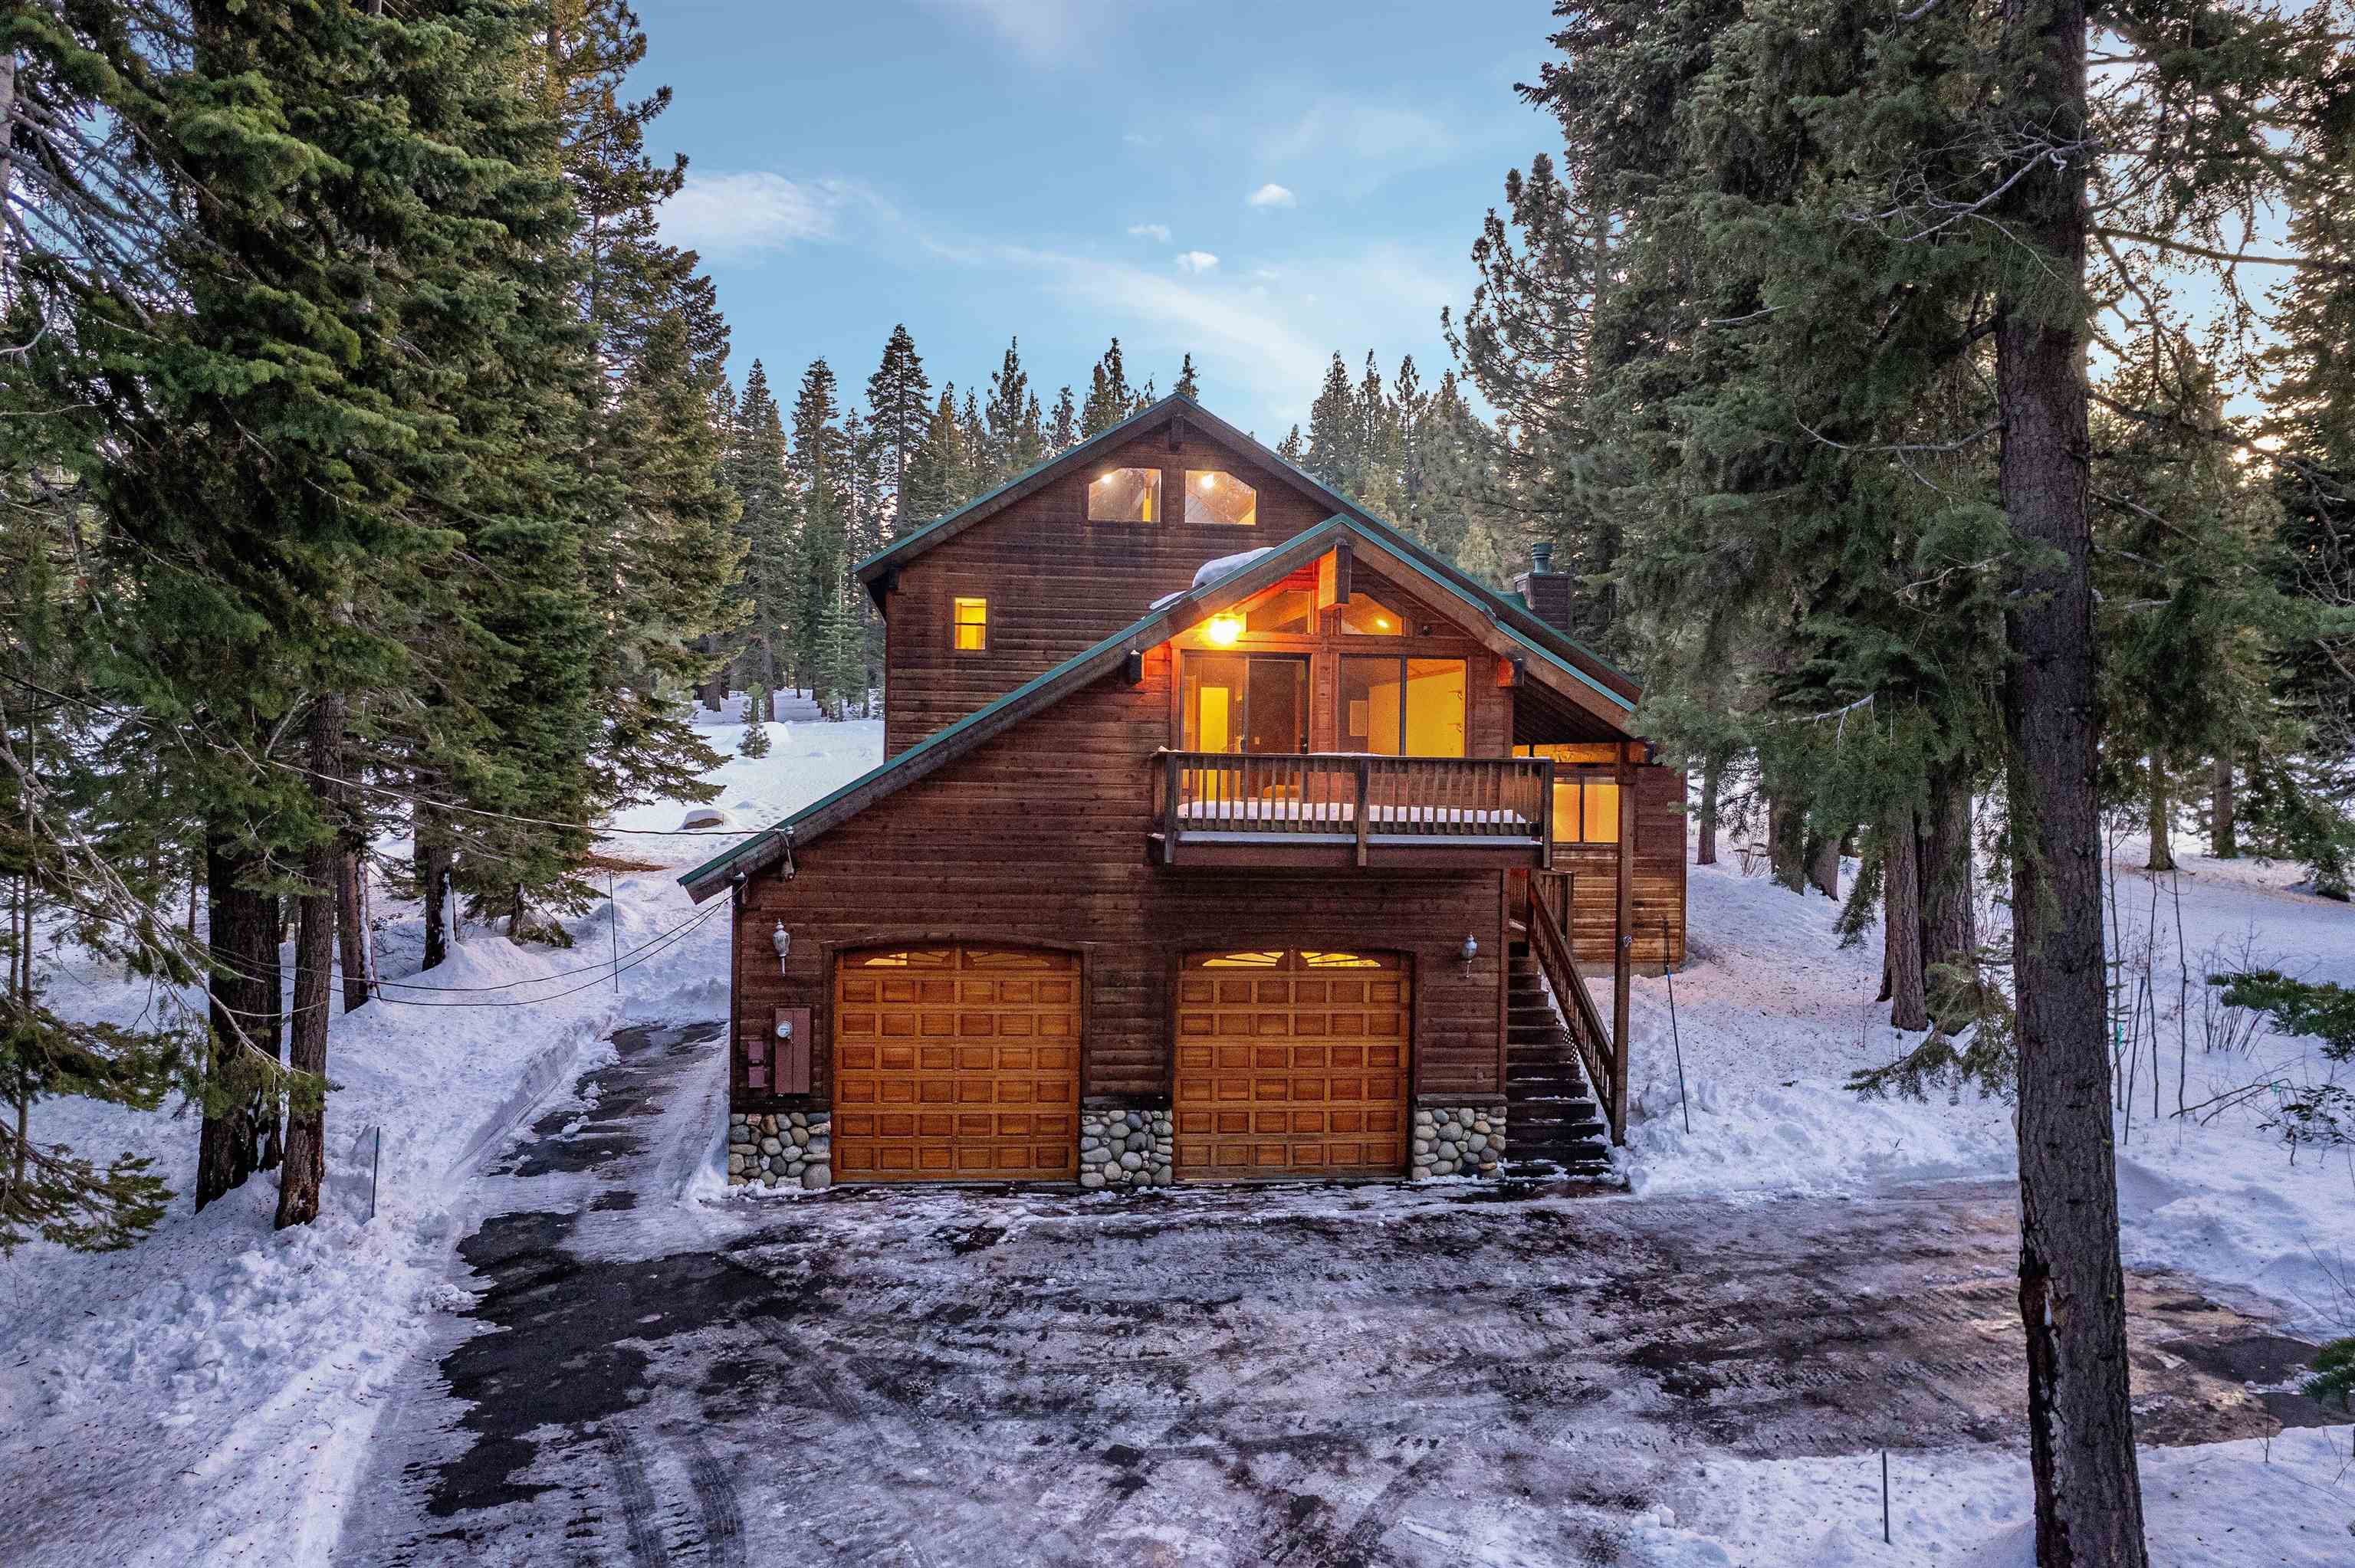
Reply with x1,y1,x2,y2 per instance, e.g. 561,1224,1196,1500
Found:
1086,466,1164,523
951,595,988,653
1513,745,1626,846
1337,654,1467,758
1182,468,1258,527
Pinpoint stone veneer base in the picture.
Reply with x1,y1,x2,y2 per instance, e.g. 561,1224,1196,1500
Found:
1079,1107,1173,1189
728,1110,832,1189
1411,1105,1504,1179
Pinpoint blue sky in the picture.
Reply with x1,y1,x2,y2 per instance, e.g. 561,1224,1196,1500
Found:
643,0,1564,436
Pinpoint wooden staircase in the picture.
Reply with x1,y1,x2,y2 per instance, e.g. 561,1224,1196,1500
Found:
1504,940,1614,1176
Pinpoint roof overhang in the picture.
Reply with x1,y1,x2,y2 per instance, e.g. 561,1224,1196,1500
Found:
687,512,1644,903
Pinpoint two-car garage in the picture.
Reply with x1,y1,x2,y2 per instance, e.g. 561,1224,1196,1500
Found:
829,943,1411,1184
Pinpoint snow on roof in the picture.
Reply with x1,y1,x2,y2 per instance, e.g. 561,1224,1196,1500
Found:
1192,548,1273,590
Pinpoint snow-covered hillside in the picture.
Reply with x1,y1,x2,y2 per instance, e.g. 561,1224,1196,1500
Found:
0,708,879,1568
1614,833,2355,1340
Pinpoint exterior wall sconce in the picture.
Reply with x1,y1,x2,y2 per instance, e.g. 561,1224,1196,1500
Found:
1204,613,1243,647
771,920,792,976
1460,934,1479,976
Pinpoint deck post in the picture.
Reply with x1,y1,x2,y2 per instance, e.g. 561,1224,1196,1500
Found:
1162,750,1181,864
1539,758,1555,869
1611,744,1635,1141
1354,756,1371,868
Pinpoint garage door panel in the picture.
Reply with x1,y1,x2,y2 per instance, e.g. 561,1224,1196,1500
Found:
833,945,1080,1183
1175,950,1409,1180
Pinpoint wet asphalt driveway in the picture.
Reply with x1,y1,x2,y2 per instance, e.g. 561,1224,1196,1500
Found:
330,1021,2335,1568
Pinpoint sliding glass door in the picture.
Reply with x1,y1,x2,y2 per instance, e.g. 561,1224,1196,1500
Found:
1338,656,1466,756
1182,654,1309,754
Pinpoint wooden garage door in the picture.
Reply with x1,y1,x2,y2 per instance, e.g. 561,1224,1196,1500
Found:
1174,949,1410,1179
833,946,1081,1181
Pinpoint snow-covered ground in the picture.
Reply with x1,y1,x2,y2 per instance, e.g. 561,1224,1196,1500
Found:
1614,833,2355,1343
0,704,879,1568
5,709,2352,1566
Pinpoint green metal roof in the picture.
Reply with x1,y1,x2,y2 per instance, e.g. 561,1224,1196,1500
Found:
678,511,1638,899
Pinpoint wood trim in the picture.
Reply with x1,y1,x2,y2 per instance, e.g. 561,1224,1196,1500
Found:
1611,744,1635,1141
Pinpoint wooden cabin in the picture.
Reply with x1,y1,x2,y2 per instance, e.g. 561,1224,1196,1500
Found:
681,395,1686,1191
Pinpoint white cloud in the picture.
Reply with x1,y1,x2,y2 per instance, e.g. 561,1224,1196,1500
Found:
659,172,876,261
1246,182,1298,210
918,0,1114,64
1260,100,1455,193
1127,222,1172,243
1174,251,1220,274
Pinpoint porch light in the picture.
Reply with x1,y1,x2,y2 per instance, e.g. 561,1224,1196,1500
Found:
1205,613,1243,646
1460,934,1479,975
771,920,792,976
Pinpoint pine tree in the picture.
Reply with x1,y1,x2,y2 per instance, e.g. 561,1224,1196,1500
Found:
1174,353,1201,399
737,690,772,756
784,360,853,684
724,361,796,695
865,324,932,538
1079,339,1135,438
984,338,1046,486
1046,385,1080,455
1304,354,1358,491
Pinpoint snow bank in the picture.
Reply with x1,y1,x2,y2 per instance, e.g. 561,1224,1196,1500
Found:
1616,832,2355,1336
1626,1424,2353,1566
0,706,885,1568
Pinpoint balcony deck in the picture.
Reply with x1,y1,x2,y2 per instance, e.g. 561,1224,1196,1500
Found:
1151,750,1555,870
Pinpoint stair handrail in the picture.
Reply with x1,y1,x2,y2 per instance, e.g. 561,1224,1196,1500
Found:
1526,881,1620,1144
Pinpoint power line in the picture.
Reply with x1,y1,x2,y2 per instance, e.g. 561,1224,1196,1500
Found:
195,898,728,993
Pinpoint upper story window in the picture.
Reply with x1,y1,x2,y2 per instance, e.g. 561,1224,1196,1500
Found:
1244,586,1314,635
1338,590,1404,635
951,595,987,651
1185,470,1256,526
1338,655,1466,756
1088,467,1161,522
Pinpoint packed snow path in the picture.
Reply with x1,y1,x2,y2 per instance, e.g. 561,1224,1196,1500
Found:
332,1021,2340,1568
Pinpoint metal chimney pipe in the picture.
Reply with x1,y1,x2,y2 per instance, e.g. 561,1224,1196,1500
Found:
1531,540,1554,574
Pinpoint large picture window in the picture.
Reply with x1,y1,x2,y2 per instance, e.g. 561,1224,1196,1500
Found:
1338,656,1465,756
1087,467,1161,522
1183,653,1308,754
1514,743,1624,845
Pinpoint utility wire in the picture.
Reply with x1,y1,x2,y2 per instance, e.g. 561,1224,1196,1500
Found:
195,897,727,993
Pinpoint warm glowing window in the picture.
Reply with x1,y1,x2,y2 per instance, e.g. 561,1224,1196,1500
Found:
1244,586,1313,635
1338,591,1404,635
1339,656,1465,756
1183,653,1308,755
1300,950,1384,969
1184,470,1257,526
951,596,987,651
850,947,957,969
1088,467,1161,522
1192,950,1285,969
1516,745,1625,845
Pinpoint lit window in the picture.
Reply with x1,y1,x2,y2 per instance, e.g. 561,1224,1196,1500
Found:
1184,470,1256,526
1338,591,1404,635
1515,745,1626,845
852,948,957,969
1193,950,1285,969
1300,951,1384,969
1088,467,1161,522
951,596,987,651
1339,655,1465,756
1244,586,1313,635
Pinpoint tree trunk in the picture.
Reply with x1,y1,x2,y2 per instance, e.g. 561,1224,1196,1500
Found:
1769,798,1807,893
1995,0,2152,1553
1805,833,1841,900
336,847,369,1015
1920,777,1979,1025
277,697,343,1228
196,835,271,1209
2144,751,2174,871
1884,805,1928,1032
1696,759,1719,866
2209,753,2236,858
419,826,452,972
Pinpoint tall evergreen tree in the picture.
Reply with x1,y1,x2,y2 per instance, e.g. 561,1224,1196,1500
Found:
1079,338,1135,438
984,338,1046,485
1046,385,1080,455
864,324,932,538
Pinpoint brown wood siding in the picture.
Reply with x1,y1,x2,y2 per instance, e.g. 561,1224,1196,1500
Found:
731,651,1511,1119
1546,765,1687,968
880,431,1342,756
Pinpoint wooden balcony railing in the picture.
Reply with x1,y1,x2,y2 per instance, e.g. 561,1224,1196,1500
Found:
1527,870,1623,1144
1154,751,1554,867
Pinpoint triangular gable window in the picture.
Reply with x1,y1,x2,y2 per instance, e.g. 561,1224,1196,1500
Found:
1338,590,1404,635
